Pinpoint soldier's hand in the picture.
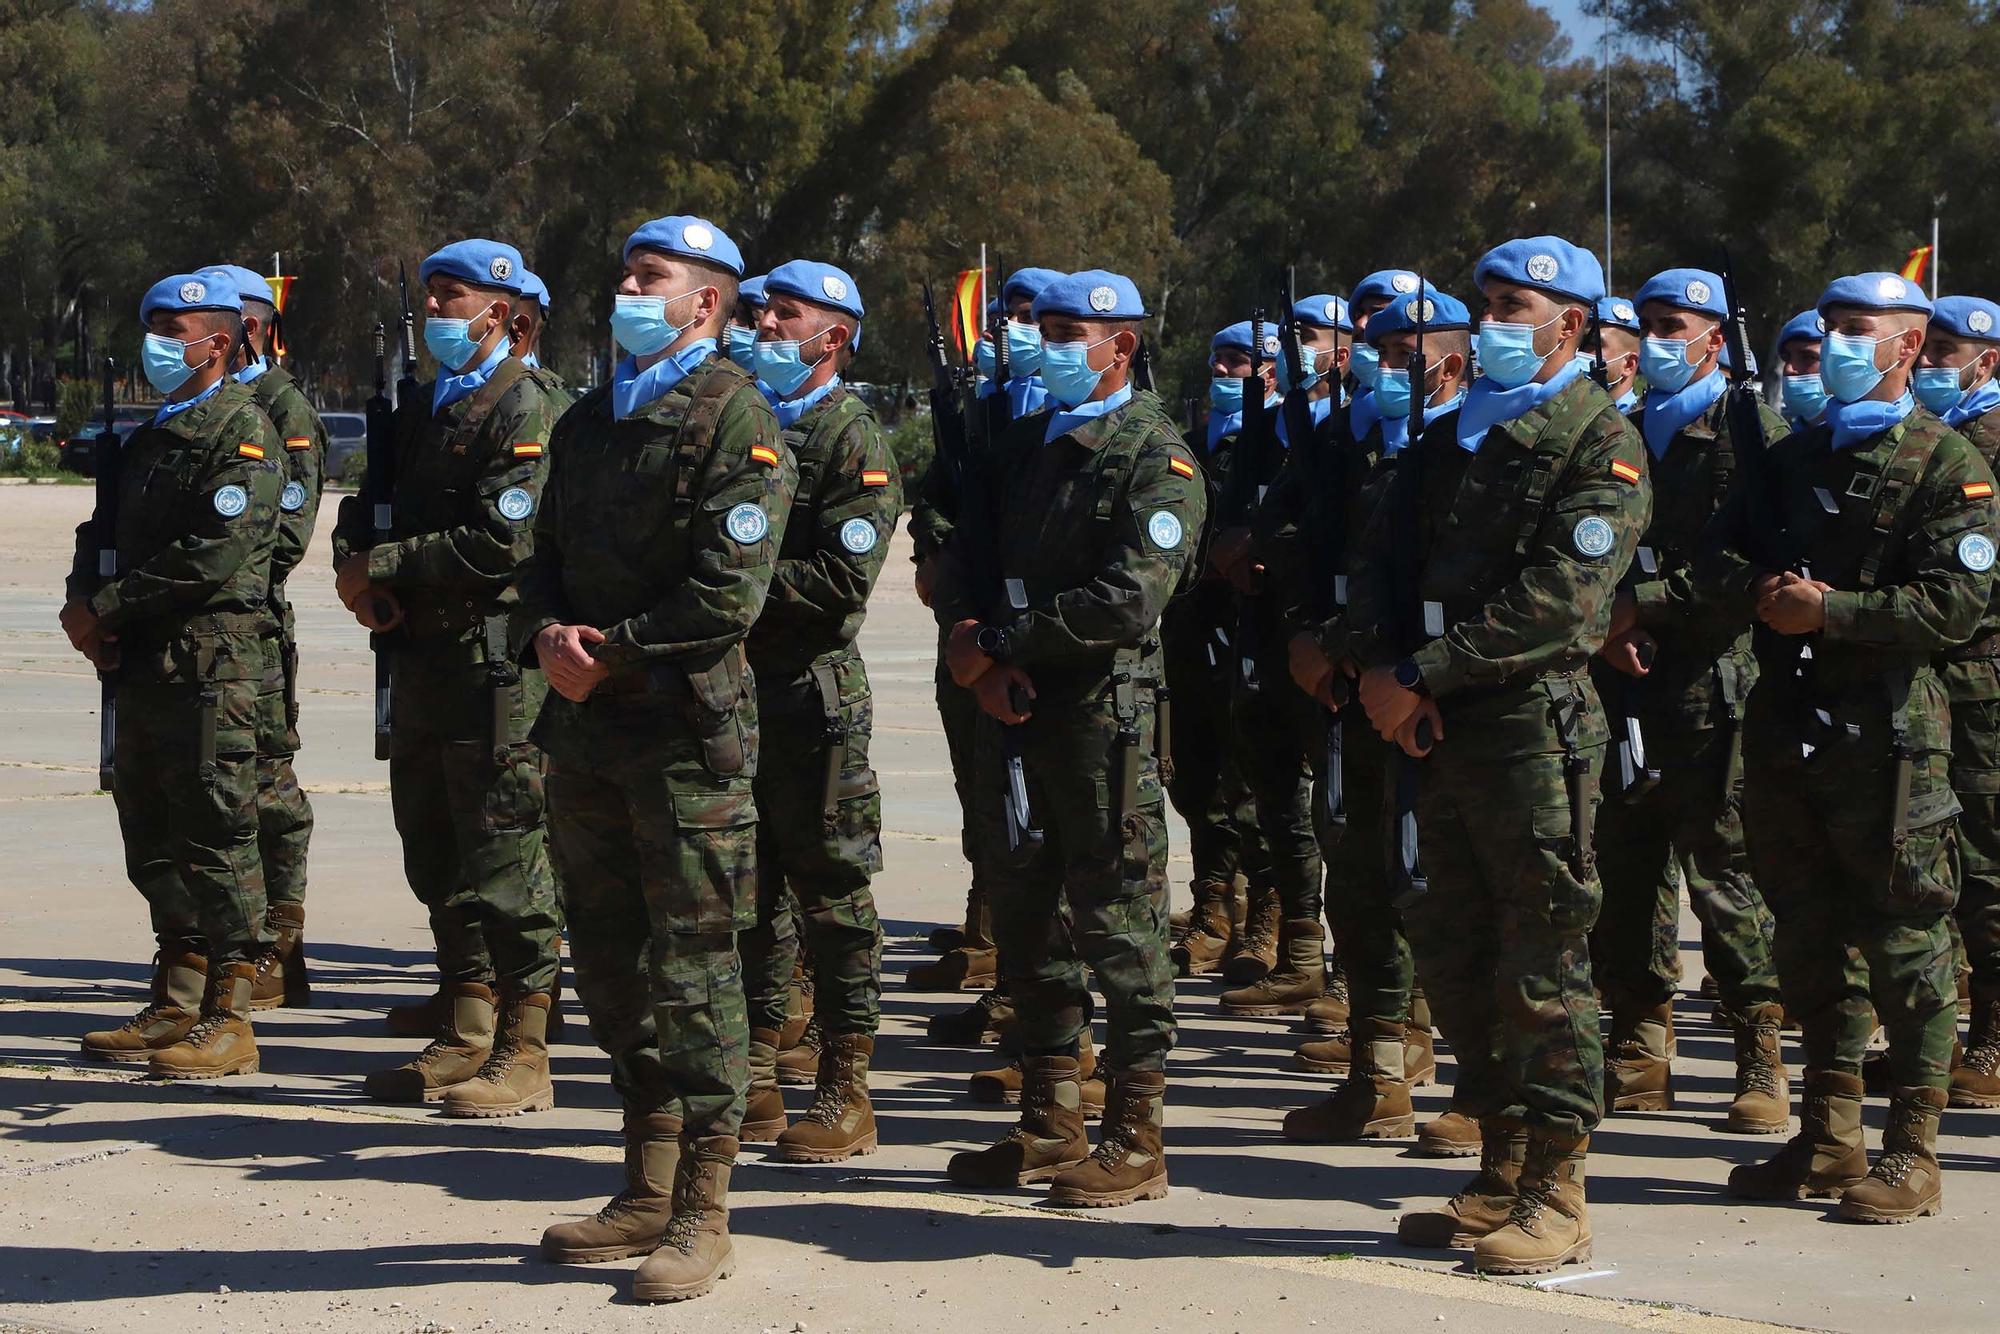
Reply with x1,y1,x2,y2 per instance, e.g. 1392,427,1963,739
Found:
59,600,99,654
914,555,938,608
1394,698,1443,758
1288,632,1333,701
1756,570,1827,635
84,633,120,673
353,587,402,633
945,619,994,687
334,554,374,610
1600,627,1656,678
537,624,611,702
972,664,1035,724
1750,572,1785,602
1357,664,1421,740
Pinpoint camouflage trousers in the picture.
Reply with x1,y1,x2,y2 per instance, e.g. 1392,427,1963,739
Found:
1745,704,1960,1088
1230,650,1323,923
936,625,986,886
542,679,760,1136
740,650,885,1036
1592,721,1780,1014
1949,694,2000,989
387,647,560,993
1314,711,1412,1027
255,604,313,908
1162,597,1269,892
1401,678,1608,1137
114,670,268,963
977,673,1176,1073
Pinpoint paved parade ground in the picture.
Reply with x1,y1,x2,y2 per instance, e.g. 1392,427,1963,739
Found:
3,481,1998,1333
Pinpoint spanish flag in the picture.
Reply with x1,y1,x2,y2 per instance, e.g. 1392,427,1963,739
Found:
1900,246,1932,287
264,272,295,360
951,268,987,366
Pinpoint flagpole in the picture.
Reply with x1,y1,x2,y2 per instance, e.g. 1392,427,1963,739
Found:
1932,205,1941,299
1602,7,1613,291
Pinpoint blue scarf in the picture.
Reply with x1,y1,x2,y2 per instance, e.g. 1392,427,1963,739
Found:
433,340,510,414
1641,368,1728,459
1348,387,1381,444
153,378,223,426
1009,375,1049,418
1615,386,1639,413
765,375,841,430
1044,384,1133,445
1827,391,1915,451
612,338,719,420
1456,359,1587,452
1274,395,1334,449
234,358,269,385
1207,393,1281,453
1381,388,1469,456
1946,378,2000,429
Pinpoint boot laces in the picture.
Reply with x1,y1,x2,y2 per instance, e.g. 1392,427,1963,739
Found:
802,1053,853,1127
1736,1046,1781,1097
180,1011,233,1045
1965,1039,2000,1076
662,1182,712,1252
1086,1119,1138,1168
118,1002,176,1034
475,1032,522,1080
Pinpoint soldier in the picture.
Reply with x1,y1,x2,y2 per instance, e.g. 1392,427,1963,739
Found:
195,263,322,1013
983,266,1061,418
1778,310,1830,431
512,271,576,414
1351,237,1649,1272
726,274,766,372
1586,268,1789,1132
331,239,563,1117
1584,296,1643,412
732,259,902,1163
1715,273,1997,1222
1913,295,2000,1107
519,216,791,1302
937,270,1205,1207
1281,288,1471,1145
69,271,282,1077
1345,269,1424,445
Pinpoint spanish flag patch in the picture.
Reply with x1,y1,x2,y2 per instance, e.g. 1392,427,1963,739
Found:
1610,459,1641,484
1965,481,1994,500
861,469,890,487
284,436,311,452
750,443,781,467
512,442,545,458
1168,454,1196,480
237,441,265,460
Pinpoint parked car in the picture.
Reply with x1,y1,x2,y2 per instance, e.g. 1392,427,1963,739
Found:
58,419,141,475
321,412,368,483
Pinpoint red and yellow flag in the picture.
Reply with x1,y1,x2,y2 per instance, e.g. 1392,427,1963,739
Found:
1900,245,1932,286
951,268,987,365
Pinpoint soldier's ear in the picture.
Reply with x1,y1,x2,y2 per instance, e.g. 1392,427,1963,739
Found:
1979,346,2000,384
1111,328,1139,366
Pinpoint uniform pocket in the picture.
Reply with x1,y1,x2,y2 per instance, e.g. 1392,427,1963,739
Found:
1531,800,1602,935
483,740,548,833
669,785,758,931
1881,784,1961,918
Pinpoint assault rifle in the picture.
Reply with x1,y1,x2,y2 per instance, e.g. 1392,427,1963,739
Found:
90,357,121,791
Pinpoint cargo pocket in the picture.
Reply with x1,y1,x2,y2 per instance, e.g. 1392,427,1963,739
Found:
1117,809,1164,897
1532,801,1601,934
1880,786,1962,919
483,741,548,833
670,785,758,931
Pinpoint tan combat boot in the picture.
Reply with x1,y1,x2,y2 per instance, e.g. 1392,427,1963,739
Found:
1837,1085,1947,1222
947,1054,1089,1186
631,1135,737,1302
542,1108,681,1262
1171,878,1239,976
1723,1004,1791,1134
928,988,1014,1046
971,1044,1104,1117
777,1015,823,1085
1048,1070,1168,1207
777,970,815,1051
1220,918,1326,1016
907,939,998,991
1293,1020,1434,1086
443,990,555,1117
741,1027,788,1143
774,1032,877,1162
363,981,498,1102
1417,1105,1483,1157
930,877,988,952
1607,999,1674,1111
149,961,260,1079
1949,983,2000,1108
1474,1132,1591,1274
386,984,448,1038
1398,1121,1525,1247
1223,885,1281,984
1728,1068,1868,1199
82,949,206,1062
249,903,310,1010
1282,1017,1416,1142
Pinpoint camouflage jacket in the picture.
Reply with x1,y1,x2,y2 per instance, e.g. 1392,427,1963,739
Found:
748,385,903,679
66,379,282,684
525,363,578,416
1942,408,2000,705
247,363,325,598
331,355,556,656
1255,408,1394,660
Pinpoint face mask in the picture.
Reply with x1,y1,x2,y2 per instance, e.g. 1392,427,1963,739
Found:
1210,375,1245,415
1638,328,1712,394
974,337,996,380
1041,336,1115,408
1374,366,1414,419
1349,340,1381,389
1277,346,1325,395
725,324,757,371
1783,373,1830,422
1475,313,1564,390
753,329,835,398
1821,329,1894,404
1574,352,1598,379
1005,321,1043,376
610,289,702,358
1914,365,1968,414
424,304,496,372
141,332,218,395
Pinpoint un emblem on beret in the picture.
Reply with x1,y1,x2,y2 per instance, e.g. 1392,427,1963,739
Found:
683,223,714,252
489,255,514,282
212,484,248,518
1572,515,1615,558
1088,285,1117,313
1323,299,1342,323
1391,273,1419,294
496,487,534,521
1407,297,1435,323
821,274,849,302
1612,301,1635,322
179,280,206,304
839,517,877,554
725,501,768,545
1961,532,1996,573
1685,279,1712,305
1814,316,1828,333
1877,276,1907,301
280,481,306,513
1262,333,1281,357
1526,254,1560,283
1972,310,1996,335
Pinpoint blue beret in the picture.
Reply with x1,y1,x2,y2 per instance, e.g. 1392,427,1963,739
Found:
1931,295,2000,342
740,275,768,308
1211,320,1283,359
518,270,548,310
1003,267,1065,305
1351,270,1424,313
1294,293,1351,332
420,239,528,295
141,271,242,323
1595,296,1640,332
197,265,274,308
1474,236,1606,305
1636,268,1727,320
765,260,865,323
985,297,1003,318
621,216,744,277
1366,289,1472,345
1778,309,1826,350
1031,270,1149,321
1817,271,1932,317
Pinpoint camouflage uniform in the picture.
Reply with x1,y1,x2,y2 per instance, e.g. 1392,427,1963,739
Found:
739,386,902,1037
1348,377,1651,1136
514,353,792,1136
68,381,283,962
934,388,1206,1073
1703,408,1998,1088
247,363,323,907
1944,410,2000,1012
331,355,561,994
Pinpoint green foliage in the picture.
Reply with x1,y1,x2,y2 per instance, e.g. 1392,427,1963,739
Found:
0,429,61,476
883,411,937,495
53,376,93,437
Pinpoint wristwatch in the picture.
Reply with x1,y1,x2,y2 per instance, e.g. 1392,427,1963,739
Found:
1393,656,1428,695
975,624,1011,662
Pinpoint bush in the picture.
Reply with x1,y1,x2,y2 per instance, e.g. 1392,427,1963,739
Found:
0,433,63,477
55,378,97,439
884,411,935,496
